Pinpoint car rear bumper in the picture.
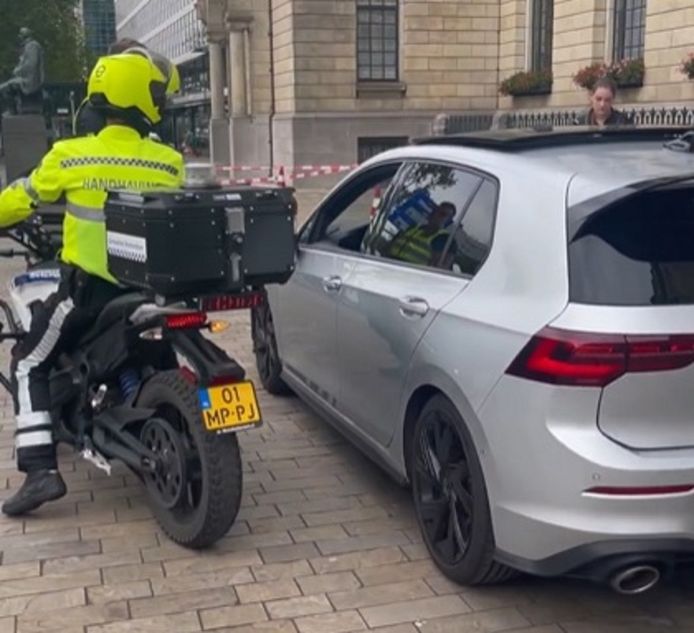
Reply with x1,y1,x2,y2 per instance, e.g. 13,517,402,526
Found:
478,376,694,574
495,538,694,580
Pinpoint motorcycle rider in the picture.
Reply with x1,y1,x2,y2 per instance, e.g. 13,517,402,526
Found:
0,50,185,516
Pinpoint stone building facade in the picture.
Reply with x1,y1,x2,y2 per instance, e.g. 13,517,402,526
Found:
196,0,694,168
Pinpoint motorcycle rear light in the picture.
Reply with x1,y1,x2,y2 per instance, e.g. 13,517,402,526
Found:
200,292,264,312
506,327,694,387
584,485,694,496
164,312,208,330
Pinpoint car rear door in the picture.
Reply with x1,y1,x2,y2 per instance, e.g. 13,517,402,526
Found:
337,161,497,446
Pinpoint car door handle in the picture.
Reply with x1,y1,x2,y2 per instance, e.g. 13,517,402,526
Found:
398,296,430,318
322,275,343,292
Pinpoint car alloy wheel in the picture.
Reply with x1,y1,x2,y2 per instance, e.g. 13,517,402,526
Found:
413,409,472,564
411,395,515,585
251,302,291,395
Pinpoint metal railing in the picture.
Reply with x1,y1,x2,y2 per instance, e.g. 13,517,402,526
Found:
435,105,694,134
433,112,495,135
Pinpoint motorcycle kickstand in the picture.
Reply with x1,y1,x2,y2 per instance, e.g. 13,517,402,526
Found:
80,437,112,476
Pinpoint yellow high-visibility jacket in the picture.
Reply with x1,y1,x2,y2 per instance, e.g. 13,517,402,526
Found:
0,124,184,282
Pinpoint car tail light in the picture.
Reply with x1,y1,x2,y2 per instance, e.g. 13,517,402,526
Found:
506,327,694,387
200,292,264,312
164,312,208,330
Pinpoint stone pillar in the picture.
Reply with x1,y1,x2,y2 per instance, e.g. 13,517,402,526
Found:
208,39,230,164
209,40,225,119
226,18,252,167
228,29,247,117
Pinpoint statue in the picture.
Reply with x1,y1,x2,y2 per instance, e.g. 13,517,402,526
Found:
0,28,46,115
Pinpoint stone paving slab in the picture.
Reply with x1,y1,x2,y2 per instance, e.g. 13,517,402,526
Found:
0,252,691,632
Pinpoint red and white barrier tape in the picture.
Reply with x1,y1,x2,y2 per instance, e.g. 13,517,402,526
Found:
216,163,358,186
290,164,357,174
217,163,357,174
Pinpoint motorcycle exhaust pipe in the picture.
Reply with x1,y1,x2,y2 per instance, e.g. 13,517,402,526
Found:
609,564,661,595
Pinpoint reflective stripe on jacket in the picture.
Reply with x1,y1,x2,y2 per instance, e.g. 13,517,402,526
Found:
0,125,184,282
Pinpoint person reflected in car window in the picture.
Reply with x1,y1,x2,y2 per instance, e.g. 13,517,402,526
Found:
386,201,456,267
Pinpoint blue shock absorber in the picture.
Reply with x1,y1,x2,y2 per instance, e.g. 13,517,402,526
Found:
119,368,140,399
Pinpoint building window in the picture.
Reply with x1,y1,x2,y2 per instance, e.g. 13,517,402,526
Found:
357,0,398,82
530,0,554,72
357,136,408,162
613,0,646,60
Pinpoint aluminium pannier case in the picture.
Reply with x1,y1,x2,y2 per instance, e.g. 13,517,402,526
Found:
104,187,297,297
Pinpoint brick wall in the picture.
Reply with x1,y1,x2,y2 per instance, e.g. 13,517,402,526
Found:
498,0,694,111
499,0,527,78
641,0,694,103
264,0,501,114
499,0,607,110
291,0,357,113
402,0,500,111
550,0,607,106
216,0,694,120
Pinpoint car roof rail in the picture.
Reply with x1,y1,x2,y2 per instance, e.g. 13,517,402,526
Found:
412,126,693,151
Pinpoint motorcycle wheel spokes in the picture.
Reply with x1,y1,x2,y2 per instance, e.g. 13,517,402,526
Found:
142,410,201,514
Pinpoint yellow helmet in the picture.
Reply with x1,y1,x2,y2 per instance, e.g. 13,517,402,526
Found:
122,46,181,95
87,52,169,127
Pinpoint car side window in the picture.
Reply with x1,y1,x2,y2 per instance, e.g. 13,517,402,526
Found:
362,162,482,271
443,178,498,277
309,163,401,252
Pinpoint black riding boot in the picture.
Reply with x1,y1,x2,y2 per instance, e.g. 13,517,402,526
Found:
2,470,67,516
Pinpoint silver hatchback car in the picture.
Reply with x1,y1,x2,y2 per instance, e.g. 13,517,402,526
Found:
252,127,694,594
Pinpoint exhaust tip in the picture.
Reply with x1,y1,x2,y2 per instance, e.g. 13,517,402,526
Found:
609,565,661,595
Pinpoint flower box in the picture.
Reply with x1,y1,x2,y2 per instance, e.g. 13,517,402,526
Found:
499,70,553,97
573,59,645,91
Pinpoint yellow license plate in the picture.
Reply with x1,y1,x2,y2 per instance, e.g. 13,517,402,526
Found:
198,381,262,432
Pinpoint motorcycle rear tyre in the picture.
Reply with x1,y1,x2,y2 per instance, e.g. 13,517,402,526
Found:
137,370,242,548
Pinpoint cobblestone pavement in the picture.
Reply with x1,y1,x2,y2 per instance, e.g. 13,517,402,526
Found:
0,253,692,633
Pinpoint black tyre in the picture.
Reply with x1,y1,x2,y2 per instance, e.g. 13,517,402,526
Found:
251,302,291,395
137,370,242,548
411,394,516,585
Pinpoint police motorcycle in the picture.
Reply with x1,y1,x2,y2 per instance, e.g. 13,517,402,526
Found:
0,179,297,548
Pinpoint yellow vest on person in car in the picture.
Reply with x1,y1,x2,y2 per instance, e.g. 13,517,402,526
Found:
0,124,184,282
389,225,449,266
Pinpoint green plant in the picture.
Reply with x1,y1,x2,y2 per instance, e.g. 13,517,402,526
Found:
499,70,553,97
573,58,645,91
680,53,694,80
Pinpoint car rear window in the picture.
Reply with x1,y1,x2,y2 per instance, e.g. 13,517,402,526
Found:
569,185,694,305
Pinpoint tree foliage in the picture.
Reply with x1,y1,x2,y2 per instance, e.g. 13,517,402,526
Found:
0,0,86,83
